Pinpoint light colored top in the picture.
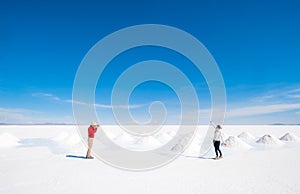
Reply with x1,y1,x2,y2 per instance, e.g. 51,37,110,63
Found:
213,130,224,142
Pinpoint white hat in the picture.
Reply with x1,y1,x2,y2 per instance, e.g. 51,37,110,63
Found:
91,121,98,126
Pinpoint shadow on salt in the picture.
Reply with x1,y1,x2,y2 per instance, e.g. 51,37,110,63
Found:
17,138,67,154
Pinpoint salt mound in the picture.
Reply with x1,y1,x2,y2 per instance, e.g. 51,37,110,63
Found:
256,134,284,145
238,132,255,140
0,133,20,147
279,132,300,141
224,136,252,148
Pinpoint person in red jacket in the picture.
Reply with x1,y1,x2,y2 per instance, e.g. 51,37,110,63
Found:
86,121,99,159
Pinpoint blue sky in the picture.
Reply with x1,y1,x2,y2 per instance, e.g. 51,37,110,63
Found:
0,0,300,124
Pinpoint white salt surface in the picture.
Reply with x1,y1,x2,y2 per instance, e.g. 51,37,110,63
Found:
0,133,20,147
52,131,69,141
0,125,300,194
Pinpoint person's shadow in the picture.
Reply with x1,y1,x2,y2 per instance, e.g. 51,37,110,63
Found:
183,155,215,160
198,156,215,160
65,155,86,159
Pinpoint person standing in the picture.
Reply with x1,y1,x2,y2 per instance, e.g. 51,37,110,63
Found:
210,121,226,160
86,121,99,159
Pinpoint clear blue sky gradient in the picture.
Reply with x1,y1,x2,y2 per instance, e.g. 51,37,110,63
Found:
0,0,300,124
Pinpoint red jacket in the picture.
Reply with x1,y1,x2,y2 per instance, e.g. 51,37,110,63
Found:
88,125,97,138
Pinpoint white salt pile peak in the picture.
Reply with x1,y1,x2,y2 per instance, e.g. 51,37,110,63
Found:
256,134,284,145
238,132,256,140
224,136,252,148
0,133,20,147
279,132,300,141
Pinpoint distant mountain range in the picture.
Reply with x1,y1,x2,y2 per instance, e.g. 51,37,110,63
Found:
271,123,300,126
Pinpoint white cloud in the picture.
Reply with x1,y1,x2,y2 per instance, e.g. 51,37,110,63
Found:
64,99,88,105
286,94,300,99
66,99,146,109
33,92,146,109
285,87,300,99
227,103,300,118
287,88,300,93
0,108,32,123
32,93,52,97
94,103,145,109
26,87,300,124
249,85,300,103
0,107,74,124
32,92,61,101
251,95,276,103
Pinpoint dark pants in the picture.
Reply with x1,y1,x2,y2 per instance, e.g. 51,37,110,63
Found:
213,140,222,157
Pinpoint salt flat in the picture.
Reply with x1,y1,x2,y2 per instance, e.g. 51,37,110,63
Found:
0,125,299,194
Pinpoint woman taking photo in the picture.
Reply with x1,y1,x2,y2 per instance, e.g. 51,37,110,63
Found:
210,121,226,160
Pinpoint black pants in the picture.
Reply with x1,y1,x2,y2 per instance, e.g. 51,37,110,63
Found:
213,140,222,157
